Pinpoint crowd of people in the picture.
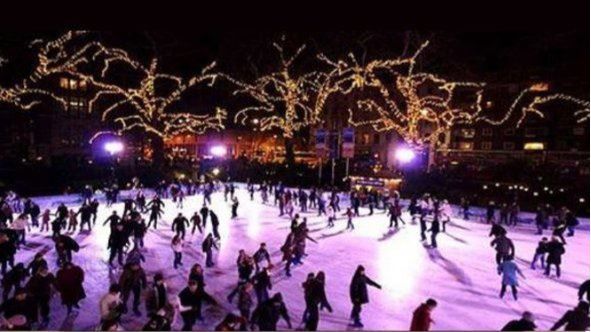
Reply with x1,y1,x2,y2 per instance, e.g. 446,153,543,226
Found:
0,178,589,331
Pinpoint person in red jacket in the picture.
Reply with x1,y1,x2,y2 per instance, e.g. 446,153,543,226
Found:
410,298,438,331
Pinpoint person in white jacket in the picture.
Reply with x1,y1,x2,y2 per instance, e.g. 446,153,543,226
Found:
99,284,123,322
11,214,30,246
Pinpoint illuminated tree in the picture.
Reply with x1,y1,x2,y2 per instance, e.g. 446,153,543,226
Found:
26,31,227,164
224,37,322,166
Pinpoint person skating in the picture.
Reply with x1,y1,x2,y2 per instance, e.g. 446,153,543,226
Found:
190,212,202,235
145,273,168,317
66,209,78,233
509,202,520,226
486,202,496,224
178,279,217,330
498,256,525,300
103,211,121,230
545,236,565,278
1,263,28,302
99,284,123,324
227,281,253,329
253,267,272,304
210,210,221,239
200,204,209,229
326,205,336,228
578,279,589,302
236,249,254,281
0,288,37,330
122,198,135,217
428,214,441,248
77,203,93,232
202,233,219,268
250,292,292,331
146,196,165,230
491,233,515,265
0,233,16,275
27,252,47,276
565,211,579,237
40,209,51,233
143,305,174,331
119,262,147,316
534,206,547,235
11,214,29,247
132,217,147,249
501,311,536,331
172,235,184,269
25,200,40,229
26,265,55,327
54,234,80,267
552,220,568,245
136,191,146,212
344,208,355,230
55,261,86,315
461,197,470,220
550,301,589,331
231,197,239,219
349,265,381,327
531,237,548,270
171,213,190,240
410,298,437,331
90,199,99,225
108,224,128,267
489,222,507,238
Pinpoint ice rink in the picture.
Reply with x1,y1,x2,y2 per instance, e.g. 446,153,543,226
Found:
10,187,590,330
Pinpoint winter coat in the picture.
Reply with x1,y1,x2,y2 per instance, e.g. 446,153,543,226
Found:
2,265,28,288
501,318,536,331
551,308,589,331
489,224,507,237
546,241,565,265
349,274,381,304
0,240,16,262
253,271,272,292
0,296,38,323
238,287,253,312
251,299,291,331
410,303,433,331
491,236,514,255
145,283,167,314
535,241,548,255
119,266,147,291
57,235,80,252
99,292,122,320
498,260,521,286
26,273,55,298
55,265,86,305
108,229,128,249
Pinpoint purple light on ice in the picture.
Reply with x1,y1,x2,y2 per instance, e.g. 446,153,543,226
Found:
210,145,227,157
395,147,416,163
104,141,124,155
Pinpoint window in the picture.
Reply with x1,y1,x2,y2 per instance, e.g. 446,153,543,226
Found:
59,77,87,91
458,142,473,150
460,129,475,138
504,129,515,136
362,134,370,145
482,128,493,137
524,142,544,150
503,142,515,150
481,141,492,150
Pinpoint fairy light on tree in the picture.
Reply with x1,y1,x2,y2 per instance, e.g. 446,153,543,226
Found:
224,37,322,166
26,31,227,165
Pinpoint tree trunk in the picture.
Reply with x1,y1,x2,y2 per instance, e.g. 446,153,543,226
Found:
284,137,296,167
150,134,165,169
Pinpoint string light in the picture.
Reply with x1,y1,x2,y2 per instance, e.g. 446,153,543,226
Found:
223,36,321,139
25,31,227,139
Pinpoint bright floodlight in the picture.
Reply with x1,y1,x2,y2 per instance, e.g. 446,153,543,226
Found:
104,141,124,155
395,147,416,163
210,145,227,157
212,168,220,176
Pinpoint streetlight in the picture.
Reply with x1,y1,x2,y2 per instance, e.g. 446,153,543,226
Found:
210,145,227,158
104,140,124,184
394,146,416,164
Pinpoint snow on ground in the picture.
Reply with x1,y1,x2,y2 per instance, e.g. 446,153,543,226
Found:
11,187,590,331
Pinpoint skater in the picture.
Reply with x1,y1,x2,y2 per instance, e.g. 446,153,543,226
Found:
108,224,127,267
250,292,292,331
491,233,515,265
27,252,47,276
122,198,135,217
26,265,55,327
440,199,452,232
489,222,507,238
133,217,147,249
99,284,123,324
565,211,579,237
429,212,440,248
461,197,470,220
40,209,51,232
119,262,147,316
530,237,548,270
77,203,93,232
200,204,209,228
498,256,524,300
349,265,381,327
190,212,202,235
231,197,239,219
552,220,568,245
103,211,121,230
136,191,146,212
509,202,520,226
486,202,496,224
0,233,16,275
210,210,221,240
545,236,565,278
90,199,99,225
171,213,190,240
145,273,168,316
1,263,28,302
12,214,29,246
146,196,165,230
67,209,78,233
253,267,272,304
326,205,336,228
0,288,37,330
501,311,536,331
550,301,589,331
55,261,86,314
534,206,547,235
236,250,255,281
172,235,184,269
177,280,217,330
410,298,438,331
408,197,419,223
344,208,355,230
253,243,272,273
202,233,218,268
54,234,80,267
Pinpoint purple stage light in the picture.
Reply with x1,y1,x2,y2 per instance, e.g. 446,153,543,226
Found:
104,141,124,155
395,147,416,163
210,145,227,157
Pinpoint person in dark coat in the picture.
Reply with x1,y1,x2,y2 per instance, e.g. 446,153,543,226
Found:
145,273,168,316
501,311,536,331
490,234,515,265
253,268,272,305
565,211,579,237
90,199,99,225
171,213,190,240
108,224,127,267
429,215,441,248
210,211,221,240
103,211,121,230
489,223,507,238
178,280,217,330
349,265,381,327
550,301,589,331
202,233,218,268
545,236,566,278
231,197,239,219
530,237,548,270
2,263,28,302
0,288,37,329
27,252,47,276
190,212,202,235
119,262,147,316
200,205,209,228
54,234,80,267
0,233,16,275
55,261,86,314
26,265,55,326
250,292,292,331
215,312,247,331
253,243,272,273
146,196,165,230
410,298,437,331
77,203,93,232
578,279,590,302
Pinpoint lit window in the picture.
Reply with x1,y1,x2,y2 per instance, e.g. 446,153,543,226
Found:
481,142,492,150
458,142,473,150
460,129,475,138
524,142,544,150
69,79,78,90
60,78,69,89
